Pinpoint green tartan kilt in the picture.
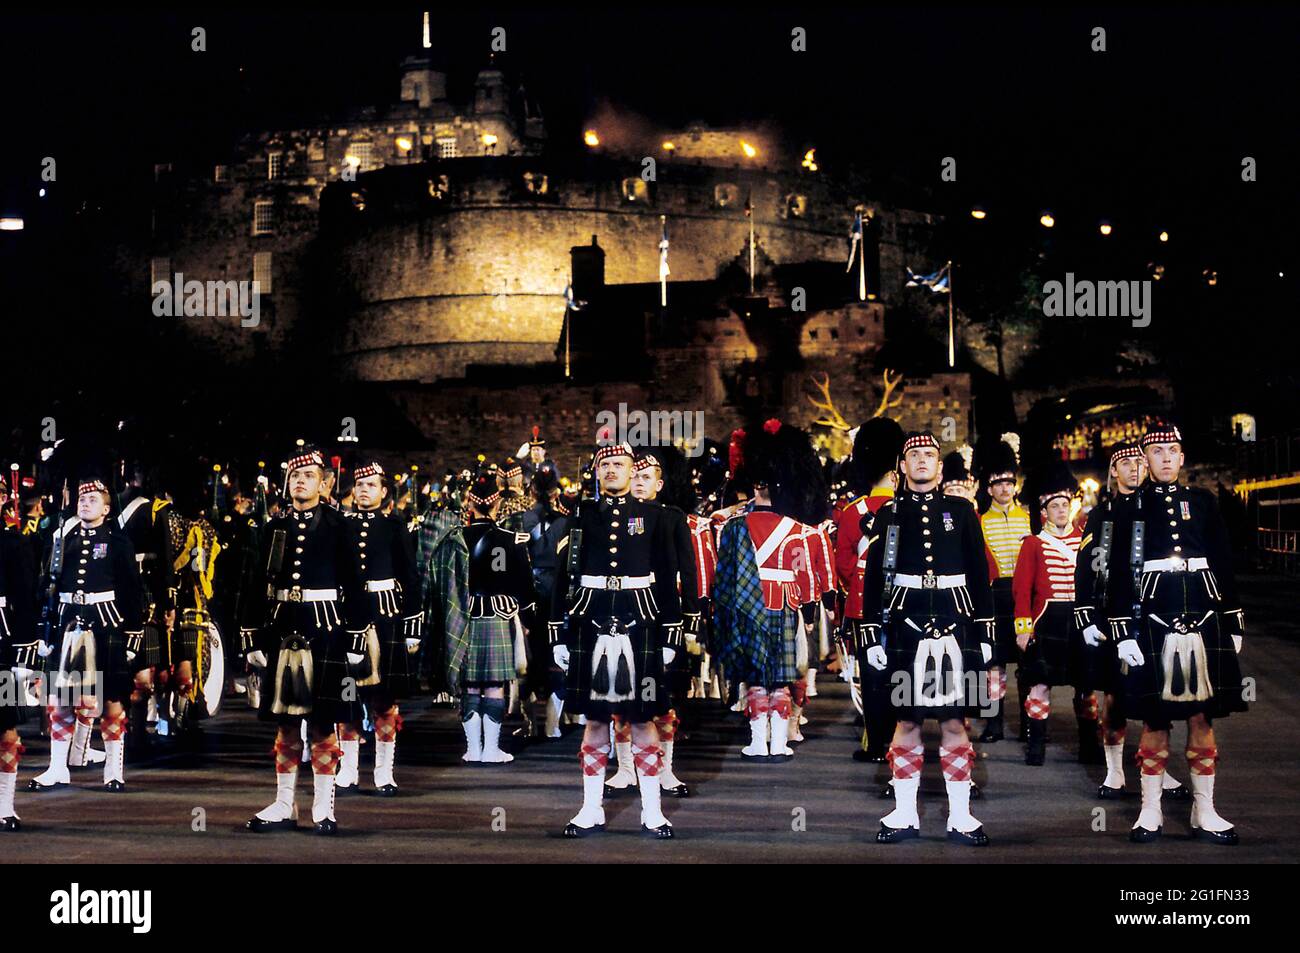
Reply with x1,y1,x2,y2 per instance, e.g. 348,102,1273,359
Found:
462,614,517,685
731,606,801,688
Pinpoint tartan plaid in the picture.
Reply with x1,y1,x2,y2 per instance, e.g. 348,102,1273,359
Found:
257,603,363,729
1186,746,1217,776
461,615,516,684
46,707,75,741
632,743,663,776
1123,608,1247,725
374,709,403,742
1024,695,1050,720
563,590,671,722
888,743,924,780
273,738,301,773
311,740,342,775
430,524,473,690
580,743,610,776
1137,746,1169,775
53,609,133,703
940,743,974,782
366,607,415,701
100,709,127,741
0,739,23,772
713,516,800,686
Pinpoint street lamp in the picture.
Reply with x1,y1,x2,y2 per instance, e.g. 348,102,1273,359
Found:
970,207,987,220
583,130,599,147
1159,230,1169,243
1099,222,1113,236
1040,213,1055,228
741,141,757,159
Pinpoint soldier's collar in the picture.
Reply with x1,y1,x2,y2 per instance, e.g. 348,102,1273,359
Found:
905,489,937,501
1152,481,1180,494
601,493,630,506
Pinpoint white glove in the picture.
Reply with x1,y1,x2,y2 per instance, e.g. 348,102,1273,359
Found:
865,645,888,671
246,649,268,669
981,643,993,664
662,647,676,666
1118,639,1145,667
1232,634,1242,654
553,644,570,671
36,640,54,658
405,637,421,655
1082,624,1105,647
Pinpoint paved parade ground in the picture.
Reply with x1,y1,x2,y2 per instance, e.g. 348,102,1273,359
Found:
10,573,1299,865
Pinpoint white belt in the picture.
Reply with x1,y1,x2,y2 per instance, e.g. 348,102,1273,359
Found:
0,596,6,607
365,578,397,592
580,574,654,590
135,553,157,564
1143,557,1208,573
273,587,338,603
59,590,117,605
758,568,796,582
895,572,966,590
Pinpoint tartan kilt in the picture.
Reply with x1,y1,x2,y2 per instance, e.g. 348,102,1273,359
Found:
171,620,204,668
257,600,362,730
729,605,801,687
138,617,168,671
462,614,517,685
989,578,1016,666
1121,603,1247,729
366,607,414,702
884,597,987,724
1019,600,1077,688
1075,627,1118,695
564,588,670,723
50,605,133,704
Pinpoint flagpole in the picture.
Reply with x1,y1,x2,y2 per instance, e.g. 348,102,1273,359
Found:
858,235,867,301
748,205,756,294
947,260,955,368
564,303,571,379
660,214,668,308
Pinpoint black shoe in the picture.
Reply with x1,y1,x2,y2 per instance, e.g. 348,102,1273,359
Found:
246,816,298,832
26,778,68,792
103,779,126,792
947,826,990,846
1025,719,1046,766
1097,783,1125,800
1163,783,1192,801
970,783,982,801
664,783,691,799
1192,826,1239,846
641,822,674,839
374,783,398,798
1129,825,1162,843
335,782,359,796
977,715,1004,743
604,782,634,797
878,781,895,799
0,816,19,832
312,819,338,836
562,821,604,838
876,823,919,843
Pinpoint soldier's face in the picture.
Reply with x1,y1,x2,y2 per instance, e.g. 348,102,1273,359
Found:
352,475,387,510
77,491,109,525
902,447,939,488
1144,442,1183,484
530,446,545,464
630,467,663,501
597,456,632,494
1112,456,1145,492
289,465,323,504
944,481,976,501
988,476,1016,506
1042,497,1071,530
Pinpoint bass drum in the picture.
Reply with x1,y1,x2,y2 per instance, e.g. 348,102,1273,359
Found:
199,620,226,716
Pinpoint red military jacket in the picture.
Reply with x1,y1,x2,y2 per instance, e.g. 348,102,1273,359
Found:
1011,526,1082,635
745,508,819,611
833,488,894,619
686,512,718,601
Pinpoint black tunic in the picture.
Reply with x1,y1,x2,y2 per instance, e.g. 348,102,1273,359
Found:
343,508,421,701
1073,490,1137,694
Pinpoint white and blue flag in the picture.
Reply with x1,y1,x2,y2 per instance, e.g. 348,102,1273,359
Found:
906,263,950,293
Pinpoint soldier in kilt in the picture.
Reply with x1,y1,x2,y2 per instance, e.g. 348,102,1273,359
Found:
550,441,683,839
861,434,996,846
1075,443,1189,801
28,480,144,794
1011,464,1095,766
433,473,535,764
1106,424,1246,845
242,447,368,836
1,510,39,830
335,461,421,794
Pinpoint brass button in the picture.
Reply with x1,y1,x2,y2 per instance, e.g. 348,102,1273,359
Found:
922,516,930,523
359,542,367,549
924,542,932,548
297,535,306,542
610,561,618,568
925,555,934,562
292,572,301,580
295,547,303,554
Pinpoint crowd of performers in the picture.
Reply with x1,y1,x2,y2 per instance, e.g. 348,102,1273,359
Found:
0,417,1247,847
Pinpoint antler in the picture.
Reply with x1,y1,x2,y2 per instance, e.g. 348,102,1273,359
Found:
807,372,853,432
873,368,903,418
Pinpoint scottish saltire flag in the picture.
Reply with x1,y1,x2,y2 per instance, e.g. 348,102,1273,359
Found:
846,211,863,273
906,263,950,293
659,220,671,281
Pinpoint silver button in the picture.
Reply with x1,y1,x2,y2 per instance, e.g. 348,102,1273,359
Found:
295,547,303,554
1174,546,1183,552
922,516,930,523
359,542,366,549
923,529,931,535
1171,533,1179,540
297,535,306,542
612,509,620,516
610,561,618,568
921,505,929,511
360,531,368,538
610,547,618,554
609,534,617,541
293,560,301,566
610,521,618,528
925,555,934,562
924,542,932,548
292,572,301,580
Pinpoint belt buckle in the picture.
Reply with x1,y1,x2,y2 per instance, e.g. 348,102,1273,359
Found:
288,587,304,603
72,590,87,605
1169,556,1186,572
607,575,622,591
922,572,937,590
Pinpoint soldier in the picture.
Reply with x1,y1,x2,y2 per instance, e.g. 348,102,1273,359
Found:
496,457,533,531
835,417,904,763
521,426,561,488
550,440,683,839
941,449,977,502
27,480,144,794
1075,443,1189,800
0,502,39,830
525,468,569,738
432,473,534,764
976,436,1030,744
861,433,996,846
713,421,827,763
335,461,421,794
1106,423,1246,845
242,447,367,835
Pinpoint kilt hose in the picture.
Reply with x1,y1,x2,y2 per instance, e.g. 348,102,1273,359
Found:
461,614,517,685
51,605,133,705
1018,600,1080,688
884,586,987,724
564,588,671,723
257,600,362,731
1121,571,1247,730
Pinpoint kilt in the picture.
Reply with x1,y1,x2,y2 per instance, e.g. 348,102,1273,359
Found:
257,599,361,730
1019,600,1077,688
1122,572,1247,728
138,617,168,672
728,605,802,688
564,587,671,723
989,578,1017,665
883,585,987,724
1076,630,1119,696
50,604,133,705
364,595,415,702
462,614,517,685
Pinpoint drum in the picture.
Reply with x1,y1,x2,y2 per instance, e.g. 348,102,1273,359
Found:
199,620,225,716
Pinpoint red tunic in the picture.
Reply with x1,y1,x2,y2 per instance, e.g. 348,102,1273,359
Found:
832,489,893,619
1011,527,1082,632
686,512,717,601
745,510,818,611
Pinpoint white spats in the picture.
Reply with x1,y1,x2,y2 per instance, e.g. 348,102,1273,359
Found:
299,721,311,762
638,772,671,830
255,771,298,823
1134,772,1164,833
1102,744,1126,790
730,682,748,712
806,668,818,697
1189,773,1234,833
788,706,805,743
336,739,360,788
544,693,564,738
102,740,125,786
480,715,514,764
373,740,396,790
944,779,982,834
741,716,769,758
31,740,71,788
1161,771,1185,792
311,772,336,824
461,712,483,762
606,740,636,789
881,776,920,831
0,772,18,821
658,741,684,792
768,711,794,757
570,771,606,829
69,718,93,767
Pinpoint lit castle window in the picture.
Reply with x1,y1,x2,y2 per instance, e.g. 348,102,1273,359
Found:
523,172,548,195
252,200,274,236
714,183,739,209
437,137,458,159
621,178,648,204
428,175,449,200
784,193,807,218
